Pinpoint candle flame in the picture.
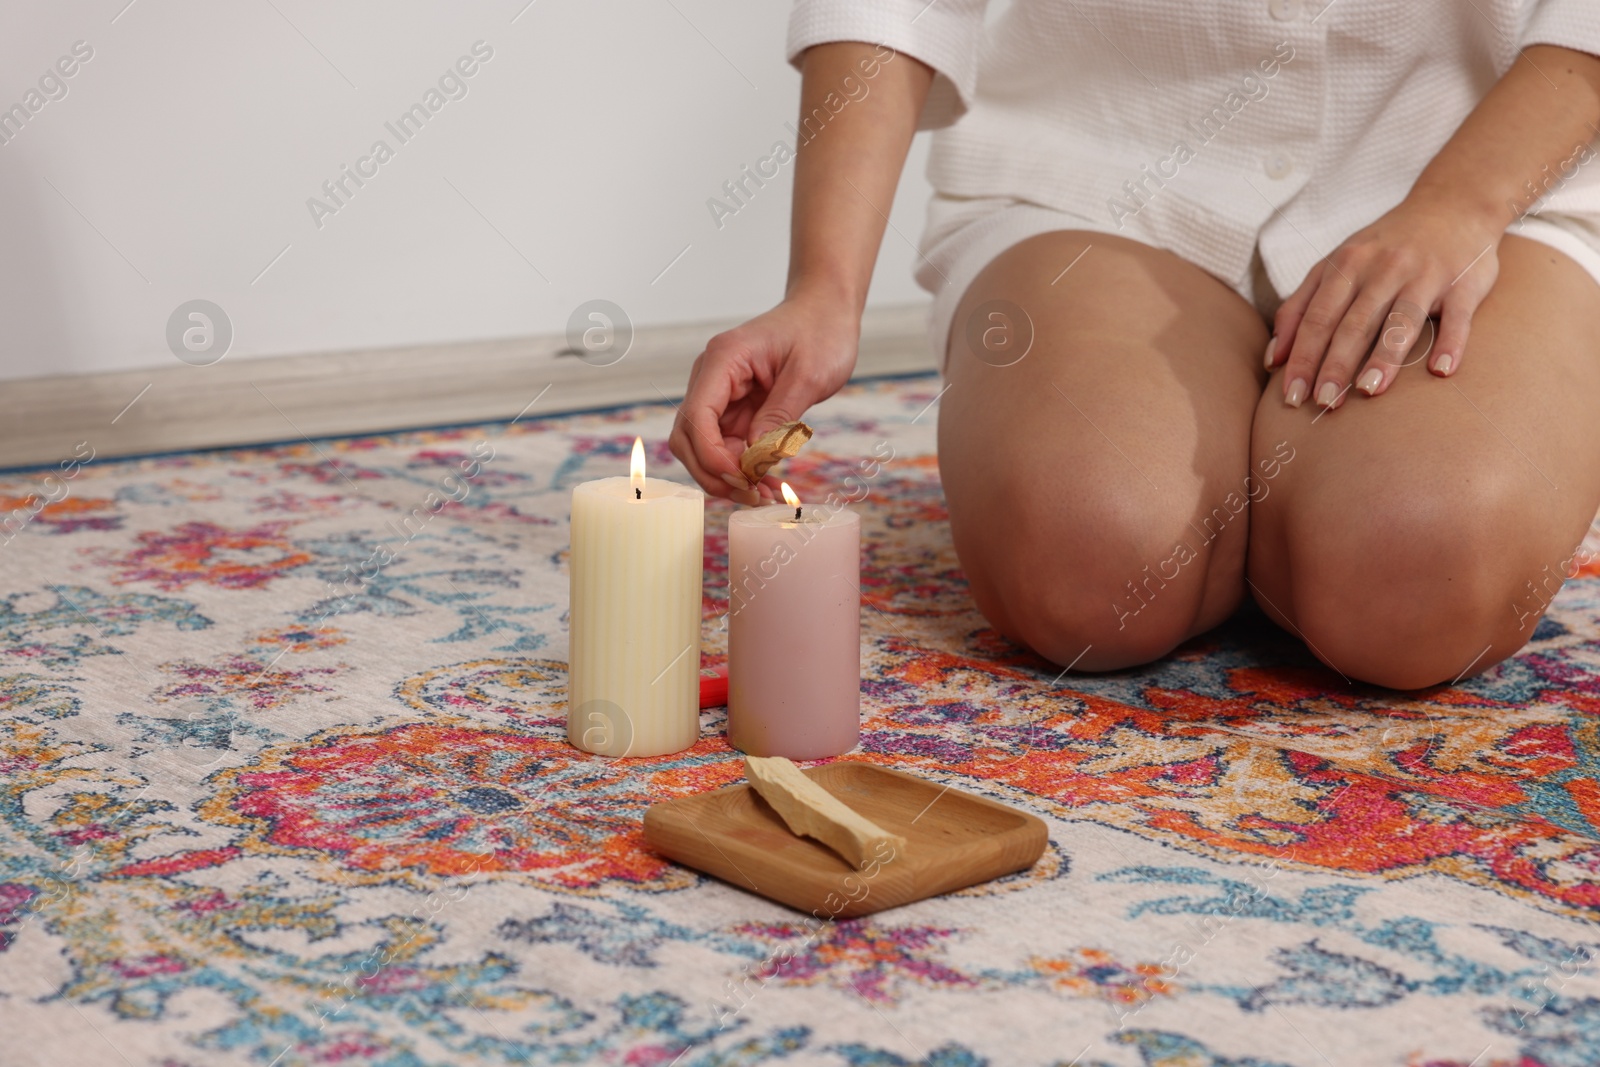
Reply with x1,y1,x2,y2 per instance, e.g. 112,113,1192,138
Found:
780,482,800,507
630,437,646,497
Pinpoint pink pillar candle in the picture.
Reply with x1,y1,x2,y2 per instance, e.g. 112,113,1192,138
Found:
726,496,861,759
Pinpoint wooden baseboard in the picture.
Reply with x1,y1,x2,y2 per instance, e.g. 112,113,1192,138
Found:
0,303,934,470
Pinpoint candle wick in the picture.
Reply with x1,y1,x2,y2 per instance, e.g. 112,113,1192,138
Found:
636,487,642,500
795,505,802,521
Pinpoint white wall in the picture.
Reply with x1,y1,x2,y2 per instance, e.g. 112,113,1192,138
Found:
0,0,933,382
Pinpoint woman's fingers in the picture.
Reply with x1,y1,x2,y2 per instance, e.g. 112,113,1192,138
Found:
667,355,710,482
1431,250,1498,376
1267,260,1323,372
671,347,753,501
1311,283,1404,409
1280,262,1358,407
1431,290,1475,377
744,362,826,445
1353,295,1431,398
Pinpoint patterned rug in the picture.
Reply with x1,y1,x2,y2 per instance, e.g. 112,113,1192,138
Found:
3,375,1600,1067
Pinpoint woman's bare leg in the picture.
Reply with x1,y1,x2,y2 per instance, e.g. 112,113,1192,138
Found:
937,230,1268,670
1250,233,1600,688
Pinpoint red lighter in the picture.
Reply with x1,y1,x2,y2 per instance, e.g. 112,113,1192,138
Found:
698,665,729,708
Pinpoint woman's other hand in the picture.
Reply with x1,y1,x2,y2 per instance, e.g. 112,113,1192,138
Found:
1266,195,1502,409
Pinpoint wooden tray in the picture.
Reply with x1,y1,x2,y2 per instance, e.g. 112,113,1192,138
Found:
643,761,1048,918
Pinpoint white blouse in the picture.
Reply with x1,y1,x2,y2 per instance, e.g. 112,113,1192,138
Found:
786,0,1600,300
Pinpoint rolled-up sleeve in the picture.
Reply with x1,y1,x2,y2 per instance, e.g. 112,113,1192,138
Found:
786,0,990,129
1519,1,1600,58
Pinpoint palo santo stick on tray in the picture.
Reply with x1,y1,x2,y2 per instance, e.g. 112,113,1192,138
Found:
743,755,906,870
643,762,1049,917
739,422,812,485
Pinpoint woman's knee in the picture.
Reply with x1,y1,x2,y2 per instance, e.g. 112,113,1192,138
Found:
1274,466,1561,688
951,476,1227,670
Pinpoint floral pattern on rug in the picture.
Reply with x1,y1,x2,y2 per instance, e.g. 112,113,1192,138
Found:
2,375,1600,1066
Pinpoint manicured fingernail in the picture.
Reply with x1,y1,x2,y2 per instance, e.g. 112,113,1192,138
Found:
733,488,760,507
1433,353,1454,376
1263,336,1278,370
720,472,750,490
1285,378,1308,408
1356,367,1383,395
1316,382,1341,408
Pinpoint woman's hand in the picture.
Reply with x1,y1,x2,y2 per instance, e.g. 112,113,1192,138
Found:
668,289,860,504
1266,194,1503,408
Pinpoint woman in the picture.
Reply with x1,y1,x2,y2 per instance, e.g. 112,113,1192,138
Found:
669,1,1600,689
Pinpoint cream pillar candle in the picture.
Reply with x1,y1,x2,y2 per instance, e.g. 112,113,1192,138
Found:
568,437,704,757
727,483,861,760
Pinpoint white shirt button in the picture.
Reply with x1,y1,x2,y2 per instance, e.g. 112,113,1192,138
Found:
1268,0,1300,21
1264,151,1294,179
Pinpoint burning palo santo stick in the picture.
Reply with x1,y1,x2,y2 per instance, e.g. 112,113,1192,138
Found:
743,755,906,870
739,422,812,486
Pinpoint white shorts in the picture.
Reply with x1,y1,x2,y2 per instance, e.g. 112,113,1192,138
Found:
918,193,1600,373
